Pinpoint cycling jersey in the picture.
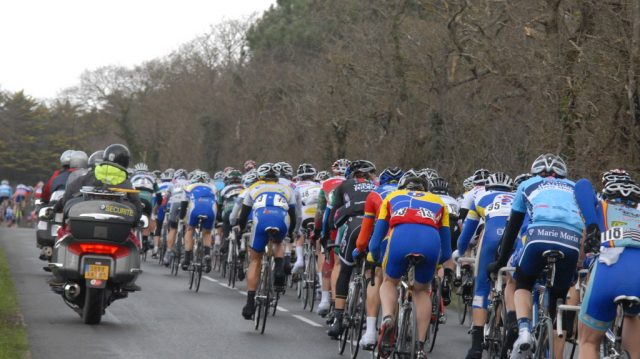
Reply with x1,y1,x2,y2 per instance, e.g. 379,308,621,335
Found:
12,185,29,203
355,183,397,257
241,181,296,252
315,176,345,238
458,190,514,309
184,182,217,230
294,180,320,231
460,186,485,211
370,190,452,283
329,177,376,229
218,183,245,218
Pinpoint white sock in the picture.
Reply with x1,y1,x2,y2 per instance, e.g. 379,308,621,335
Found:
321,291,331,303
366,317,377,334
295,246,304,262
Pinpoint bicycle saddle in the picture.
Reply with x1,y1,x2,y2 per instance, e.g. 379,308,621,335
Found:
613,295,640,308
405,253,425,266
197,215,209,220
542,250,564,262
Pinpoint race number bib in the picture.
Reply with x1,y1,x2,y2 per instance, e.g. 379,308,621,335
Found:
254,192,289,210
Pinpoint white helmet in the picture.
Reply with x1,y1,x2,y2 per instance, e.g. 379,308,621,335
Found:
485,172,513,191
60,150,74,166
69,151,88,169
531,154,567,178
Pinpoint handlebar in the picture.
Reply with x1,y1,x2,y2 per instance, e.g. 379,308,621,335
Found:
495,266,515,293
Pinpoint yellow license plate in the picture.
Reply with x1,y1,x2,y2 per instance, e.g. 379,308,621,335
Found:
85,265,109,280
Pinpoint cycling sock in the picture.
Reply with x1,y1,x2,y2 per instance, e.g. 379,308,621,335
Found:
506,311,517,328
471,326,484,349
295,246,303,261
204,246,211,256
184,250,193,263
320,291,331,303
517,317,530,333
247,291,256,304
274,257,284,275
366,317,377,333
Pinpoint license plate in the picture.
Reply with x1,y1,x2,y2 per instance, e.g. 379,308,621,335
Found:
51,225,60,237
84,264,109,280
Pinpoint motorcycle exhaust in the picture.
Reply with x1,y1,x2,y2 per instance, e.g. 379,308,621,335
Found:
63,283,81,300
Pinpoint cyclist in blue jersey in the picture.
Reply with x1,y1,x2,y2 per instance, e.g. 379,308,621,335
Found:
454,172,514,359
0,180,13,208
236,163,297,320
488,154,586,358
180,171,217,273
574,178,640,359
152,169,173,258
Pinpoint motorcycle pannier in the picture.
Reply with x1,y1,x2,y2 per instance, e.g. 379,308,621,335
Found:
67,200,136,242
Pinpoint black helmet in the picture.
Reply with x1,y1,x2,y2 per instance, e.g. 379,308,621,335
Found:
472,169,491,185
349,160,376,176
428,177,449,195
398,174,428,191
103,144,131,168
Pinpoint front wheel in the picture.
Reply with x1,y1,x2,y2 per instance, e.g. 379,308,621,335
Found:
533,318,554,359
82,287,105,325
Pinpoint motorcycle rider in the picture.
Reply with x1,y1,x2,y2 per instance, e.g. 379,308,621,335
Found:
65,151,89,186
42,149,75,204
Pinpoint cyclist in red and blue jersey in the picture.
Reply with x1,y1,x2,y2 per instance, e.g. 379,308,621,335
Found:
454,172,514,359
369,174,453,358
237,163,297,320
180,171,218,273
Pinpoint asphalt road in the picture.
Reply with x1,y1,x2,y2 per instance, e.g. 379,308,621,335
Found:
1,227,473,359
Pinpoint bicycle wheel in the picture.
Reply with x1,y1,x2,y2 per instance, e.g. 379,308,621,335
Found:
455,291,467,325
339,314,349,355
350,277,366,359
533,318,554,359
486,299,504,359
188,265,195,290
309,250,317,312
427,279,441,353
260,262,271,334
228,239,236,288
195,246,203,292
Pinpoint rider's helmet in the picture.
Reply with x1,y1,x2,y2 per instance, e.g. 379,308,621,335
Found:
296,163,317,180
601,169,633,187
160,168,174,181
398,174,428,191
1,180,8,186
134,162,149,173
103,144,131,168
275,162,294,179
173,168,188,180
530,154,567,178
485,172,513,191
472,169,491,185
463,176,474,191
69,151,88,169
213,171,225,181
223,167,235,174
331,159,351,176
348,160,376,178
256,163,279,181
244,160,256,172
428,177,450,195
379,167,403,185
60,149,74,167
315,171,330,182
602,181,640,207
224,169,243,185
513,173,532,188
243,169,258,187
190,171,210,184
418,168,439,181
152,170,161,178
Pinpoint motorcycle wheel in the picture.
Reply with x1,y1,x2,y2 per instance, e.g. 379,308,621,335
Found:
83,287,104,325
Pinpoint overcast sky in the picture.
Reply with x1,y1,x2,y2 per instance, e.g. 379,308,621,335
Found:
0,0,275,99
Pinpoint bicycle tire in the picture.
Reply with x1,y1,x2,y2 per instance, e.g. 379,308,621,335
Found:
188,265,195,290
228,239,236,288
339,314,349,355
395,304,412,358
533,318,554,359
309,250,317,312
195,265,203,292
456,294,467,325
486,298,503,359
350,276,366,359
254,298,262,331
195,240,203,292
272,291,280,317
427,279,441,353
261,261,271,334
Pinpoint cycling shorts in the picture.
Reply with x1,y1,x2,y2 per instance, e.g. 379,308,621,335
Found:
517,225,580,289
168,202,181,228
337,216,363,266
186,199,216,230
156,203,167,222
14,195,25,203
580,248,640,331
473,220,505,309
382,223,441,284
249,207,290,253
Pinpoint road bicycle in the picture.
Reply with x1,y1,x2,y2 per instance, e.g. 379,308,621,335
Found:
187,215,208,292
484,266,515,359
454,256,476,326
301,223,318,312
253,228,284,334
170,221,185,276
338,257,368,358
598,295,640,359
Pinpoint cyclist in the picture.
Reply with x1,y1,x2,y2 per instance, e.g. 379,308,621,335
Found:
243,160,256,173
152,169,173,258
453,172,514,359
292,163,321,273
327,160,377,338
180,171,217,272
488,154,585,358
218,169,245,239
315,171,330,182
131,163,159,252
236,163,296,320
12,184,30,212
41,150,74,204
574,178,640,359
459,169,490,223
353,166,403,349
369,174,452,358
314,158,350,316
212,171,225,193
274,162,297,273
162,169,190,266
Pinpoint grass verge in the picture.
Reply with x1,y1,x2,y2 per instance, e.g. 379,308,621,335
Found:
0,243,29,359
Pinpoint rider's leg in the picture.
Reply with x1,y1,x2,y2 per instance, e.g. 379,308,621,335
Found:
360,264,382,346
413,282,432,345
622,316,640,358
577,322,603,359
182,226,194,270
318,248,332,315
273,241,286,288
243,248,263,319
292,233,305,273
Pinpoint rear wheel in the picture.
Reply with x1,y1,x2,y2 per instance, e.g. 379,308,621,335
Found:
533,318,554,359
427,279,441,353
82,287,104,325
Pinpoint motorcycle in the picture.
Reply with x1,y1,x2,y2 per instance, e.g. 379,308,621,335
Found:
48,187,142,325
36,190,65,264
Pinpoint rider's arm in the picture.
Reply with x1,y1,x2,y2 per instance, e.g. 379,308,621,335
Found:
288,205,296,238
355,192,378,253
368,197,391,260
438,203,452,263
494,211,525,268
294,189,303,235
574,178,604,230
327,185,344,230
238,204,251,231
456,214,480,255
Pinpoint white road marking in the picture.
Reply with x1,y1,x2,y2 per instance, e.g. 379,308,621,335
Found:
203,276,217,283
292,315,322,327
276,306,289,312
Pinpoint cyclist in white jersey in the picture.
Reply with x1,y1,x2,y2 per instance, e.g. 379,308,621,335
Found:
292,163,321,273
162,169,190,266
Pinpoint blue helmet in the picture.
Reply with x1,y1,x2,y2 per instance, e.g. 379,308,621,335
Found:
379,167,403,185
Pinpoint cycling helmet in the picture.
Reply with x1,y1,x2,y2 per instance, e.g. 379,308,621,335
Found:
530,153,567,178
243,170,258,187
69,151,88,169
463,176,474,191
134,162,149,173
244,160,256,172
602,181,640,206
297,163,317,179
485,172,513,191
224,169,243,185
472,169,491,185
213,171,225,181
315,171,330,182
428,177,449,195
513,173,532,187
419,168,439,181
190,171,210,184
223,166,235,174
88,150,104,168
60,149,74,167
398,174,428,191
349,160,376,176
173,168,188,180
601,169,633,186
160,169,174,181
103,144,131,168
379,167,404,185
1,180,8,186
331,159,351,176
275,162,294,179
257,163,279,181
